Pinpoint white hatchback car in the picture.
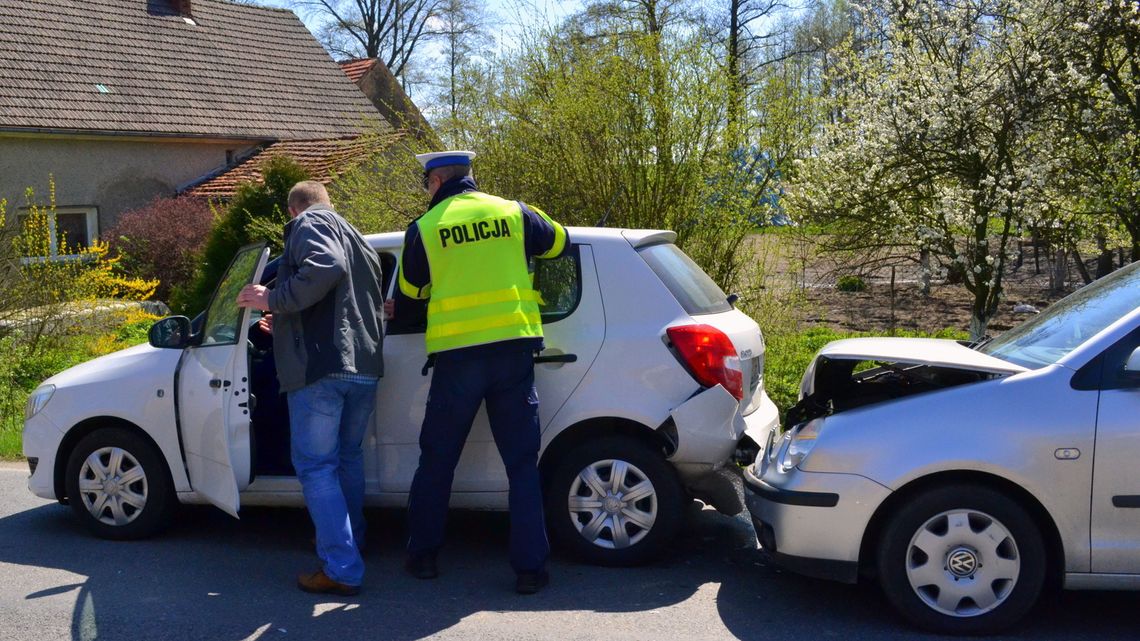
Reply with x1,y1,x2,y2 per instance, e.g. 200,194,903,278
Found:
746,260,1140,633
24,228,779,565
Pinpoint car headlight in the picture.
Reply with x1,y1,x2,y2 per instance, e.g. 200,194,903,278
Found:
25,385,55,420
780,418,824,472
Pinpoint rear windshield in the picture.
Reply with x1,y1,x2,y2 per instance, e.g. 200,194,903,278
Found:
638,243,732,315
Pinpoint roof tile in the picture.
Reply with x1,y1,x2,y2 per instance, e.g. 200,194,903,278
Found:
0,0,386,139
184,135,392,198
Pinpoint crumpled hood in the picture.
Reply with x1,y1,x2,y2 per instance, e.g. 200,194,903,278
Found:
801,337,1026,397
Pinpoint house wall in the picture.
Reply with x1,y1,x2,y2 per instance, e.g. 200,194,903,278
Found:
0,136,262,236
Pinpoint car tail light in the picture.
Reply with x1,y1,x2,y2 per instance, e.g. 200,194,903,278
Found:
666,324,744,400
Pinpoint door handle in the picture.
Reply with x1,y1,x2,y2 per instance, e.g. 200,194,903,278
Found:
534,353,577,364
209,379,231,389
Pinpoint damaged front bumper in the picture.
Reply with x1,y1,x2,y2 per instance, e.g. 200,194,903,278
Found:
661,384,781,515
743,450,891,583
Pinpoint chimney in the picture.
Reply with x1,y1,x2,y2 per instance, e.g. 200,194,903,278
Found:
172,0,192,18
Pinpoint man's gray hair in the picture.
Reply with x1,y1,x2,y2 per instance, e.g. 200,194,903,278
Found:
429,165,473,184
288,181,331,213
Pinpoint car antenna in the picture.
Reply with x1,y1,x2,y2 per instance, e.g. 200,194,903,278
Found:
594,185,624,227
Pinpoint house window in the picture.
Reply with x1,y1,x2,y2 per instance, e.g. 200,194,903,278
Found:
17,207,99,259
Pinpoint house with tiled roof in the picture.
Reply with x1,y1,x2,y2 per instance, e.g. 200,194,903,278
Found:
0,0,431,255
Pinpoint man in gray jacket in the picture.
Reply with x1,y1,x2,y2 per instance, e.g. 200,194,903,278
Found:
237,181,383,596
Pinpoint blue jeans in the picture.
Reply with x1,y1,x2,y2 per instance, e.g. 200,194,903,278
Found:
288,376,377,586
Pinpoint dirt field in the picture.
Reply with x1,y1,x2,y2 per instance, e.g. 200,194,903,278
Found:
752,233,1094,335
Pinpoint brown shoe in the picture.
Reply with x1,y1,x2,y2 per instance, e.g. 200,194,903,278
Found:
297,569,360,596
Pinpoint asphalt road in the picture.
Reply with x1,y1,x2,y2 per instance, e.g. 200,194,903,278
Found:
0,464,1136,641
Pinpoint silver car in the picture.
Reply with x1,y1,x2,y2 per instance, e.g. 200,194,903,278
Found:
745,260,1140,635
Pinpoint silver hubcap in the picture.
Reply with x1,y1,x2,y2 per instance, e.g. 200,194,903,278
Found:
567,459,657,549
78,447,148,526
905,509,1020,618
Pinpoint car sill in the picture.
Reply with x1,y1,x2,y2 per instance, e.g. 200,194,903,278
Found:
1065,573,1140,591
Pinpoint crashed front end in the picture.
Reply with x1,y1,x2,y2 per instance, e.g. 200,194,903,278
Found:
743,337,1026,582
785,337,1019,426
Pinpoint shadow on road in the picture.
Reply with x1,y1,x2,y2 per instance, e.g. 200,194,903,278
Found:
0,498,1137,640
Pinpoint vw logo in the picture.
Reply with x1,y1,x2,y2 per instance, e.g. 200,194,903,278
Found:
947,547,978,577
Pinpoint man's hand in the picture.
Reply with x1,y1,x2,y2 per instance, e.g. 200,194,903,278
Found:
383,298,395,320
237,284,271,311
258,313,273,334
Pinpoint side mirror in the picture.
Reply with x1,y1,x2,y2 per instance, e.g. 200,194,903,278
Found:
1124,346,1140,377
148,316,192,349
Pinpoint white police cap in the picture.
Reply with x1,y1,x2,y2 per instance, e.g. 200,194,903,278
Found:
415,150,477,171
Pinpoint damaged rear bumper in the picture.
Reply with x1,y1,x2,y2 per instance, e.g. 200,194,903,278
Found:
663,384,781,515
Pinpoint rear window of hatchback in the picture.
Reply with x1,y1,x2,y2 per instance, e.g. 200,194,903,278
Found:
638,243,732,316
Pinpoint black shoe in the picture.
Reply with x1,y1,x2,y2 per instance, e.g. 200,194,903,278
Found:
515,570,549,595
405,553,439,580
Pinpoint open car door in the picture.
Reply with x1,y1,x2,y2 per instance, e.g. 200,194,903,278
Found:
176,243,269,518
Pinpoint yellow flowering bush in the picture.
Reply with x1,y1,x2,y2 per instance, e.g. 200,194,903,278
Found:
3,177,158,311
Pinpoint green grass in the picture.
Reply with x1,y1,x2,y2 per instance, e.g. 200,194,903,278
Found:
0,312,157,460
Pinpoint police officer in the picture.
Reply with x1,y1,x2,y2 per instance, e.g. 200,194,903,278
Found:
399,150,567,595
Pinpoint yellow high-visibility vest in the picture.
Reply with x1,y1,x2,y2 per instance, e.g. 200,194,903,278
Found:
409,192,544,354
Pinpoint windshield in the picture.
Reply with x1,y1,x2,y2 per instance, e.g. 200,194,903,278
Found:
980,261,1140,368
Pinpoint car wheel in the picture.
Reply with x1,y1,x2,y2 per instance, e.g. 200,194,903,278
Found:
876,484,1046,635
65,427,176,540
545,435,683,566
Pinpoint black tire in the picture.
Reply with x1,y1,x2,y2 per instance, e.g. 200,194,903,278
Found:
876,484,1047,635
65,427,176,540
545,435,683,566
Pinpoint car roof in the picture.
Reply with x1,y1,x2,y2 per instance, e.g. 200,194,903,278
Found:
364,227,677,251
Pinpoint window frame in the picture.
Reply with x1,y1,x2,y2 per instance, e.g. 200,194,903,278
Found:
16,205,99,261
533,243,583,325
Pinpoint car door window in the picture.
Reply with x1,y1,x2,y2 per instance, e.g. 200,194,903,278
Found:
533,245,582,323
201,244,266,345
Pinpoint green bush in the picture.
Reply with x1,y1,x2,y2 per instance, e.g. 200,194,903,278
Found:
0,310,158,459
171,156,310,315
836,274,867,292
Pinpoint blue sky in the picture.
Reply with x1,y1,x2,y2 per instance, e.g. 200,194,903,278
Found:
251,0,581,50
248,1,582,109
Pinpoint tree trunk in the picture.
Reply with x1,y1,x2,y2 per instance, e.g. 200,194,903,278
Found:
969,313,988,342
919,248,931,295
1051,248,1067,292
1071,245,1093,285
1096,234,1113,278
726,0,743,146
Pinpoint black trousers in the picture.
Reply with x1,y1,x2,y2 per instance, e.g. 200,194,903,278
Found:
406,345,550,573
